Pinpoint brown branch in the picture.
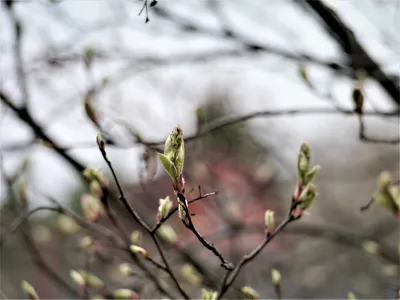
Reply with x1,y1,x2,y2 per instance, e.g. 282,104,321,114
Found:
177,193,233,270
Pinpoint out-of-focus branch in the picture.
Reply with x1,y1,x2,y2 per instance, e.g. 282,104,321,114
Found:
0,163,80,297
147,108,399,147
0,90,86,174
4,0,29,108
152,5,348,76
303,0,400,106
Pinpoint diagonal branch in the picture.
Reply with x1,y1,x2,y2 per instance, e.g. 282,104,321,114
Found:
303,0,400,106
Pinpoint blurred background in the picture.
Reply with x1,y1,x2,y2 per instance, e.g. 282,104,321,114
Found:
0,0,399,299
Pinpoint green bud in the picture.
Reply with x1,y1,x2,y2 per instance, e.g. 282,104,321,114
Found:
158,196,173,221
80,194,105,221
159,126,185,189
21,280,39,300
264,209,275,232
78,270,104,289
90,180,103,199
303,165,320,185
181,264,201,285
373,172,399,216
112,289,138,299
178,203,186,221
58,215,79,234
241,286,259,300
347,292,357,300
80,236,94,250
158,153,178,184
382,265,398,277
202,289,218,300
130,245,148,257
83,168,108,187
379,171,392,191
297,143,311,182
84,95,97,124
70,270,86,289
119,263,134,276
271,269,281,285
362,240,379,255
298,184,317,210
157,224,178,244
130,230,142,244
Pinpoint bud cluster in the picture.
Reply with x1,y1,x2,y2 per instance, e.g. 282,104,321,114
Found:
158,126,185,193
293,143,320,218
372,171,400,218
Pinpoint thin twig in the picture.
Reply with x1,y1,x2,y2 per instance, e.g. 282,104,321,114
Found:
147,108,399,147
98,139,189,299
151,191,218,233
218,214,294,298
177,193,233,270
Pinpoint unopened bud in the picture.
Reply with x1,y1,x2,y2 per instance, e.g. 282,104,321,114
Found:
58,215,79,234
83,168,108,188
157,225,178,244
158,196,173,222
178,203,186,221
96,132,104,151
81,194,104,221
159,126,185,191
347,292,357,300
112,289,139,299
303,165,320,185
298,184,317,210
181,264,201,285
202,289,218,300
84,95,98,125
264,210,275,232
80,236,94,250
297,143,311,181
90,180,103,199
21,280,39,300
130,245,148,257
241,286,259,300
70,270,85,289
78,270,104,289
362,240,379,255
271,269,281,285
379,171,392,191
382,265,398,277
130,231,142,244
119,263,134,276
